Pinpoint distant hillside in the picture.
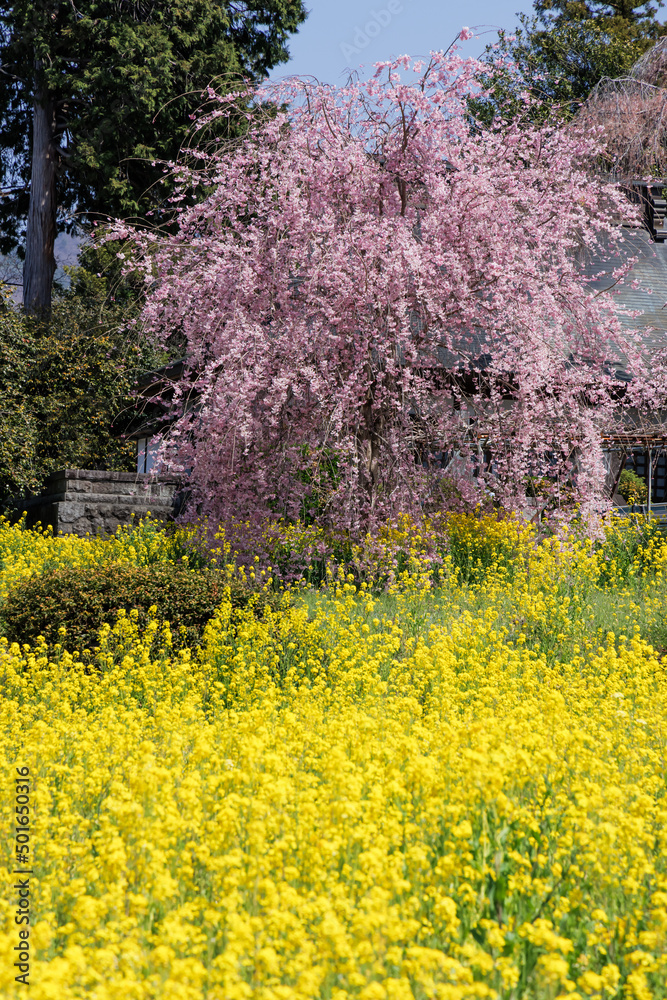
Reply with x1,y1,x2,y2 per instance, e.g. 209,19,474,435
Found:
1,232,80,302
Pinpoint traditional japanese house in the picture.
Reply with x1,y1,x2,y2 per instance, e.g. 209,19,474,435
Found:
578,191,667,504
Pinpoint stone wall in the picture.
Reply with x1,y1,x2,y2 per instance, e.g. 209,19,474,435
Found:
10,469,180,537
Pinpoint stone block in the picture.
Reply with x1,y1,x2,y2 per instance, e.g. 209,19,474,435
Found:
8,469,180,537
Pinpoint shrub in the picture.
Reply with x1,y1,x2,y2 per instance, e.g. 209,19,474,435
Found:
617,468,648,504
0,562,279,651
0,249,168,507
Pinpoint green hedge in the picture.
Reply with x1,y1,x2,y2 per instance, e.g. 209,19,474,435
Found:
0,563,279,651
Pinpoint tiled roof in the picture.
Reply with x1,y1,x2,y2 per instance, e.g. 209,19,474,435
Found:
579,226,667,363
435,227,667,377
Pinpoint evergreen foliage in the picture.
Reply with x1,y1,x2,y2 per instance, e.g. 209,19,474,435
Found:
474,1,667,123
0,0,307,253
0,243,166,505
0,561,280,651
617,468,648,504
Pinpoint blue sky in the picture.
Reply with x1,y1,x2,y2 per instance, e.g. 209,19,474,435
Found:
269,0,527,85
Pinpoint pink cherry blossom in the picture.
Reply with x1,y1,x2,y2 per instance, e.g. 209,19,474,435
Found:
108,52,661,533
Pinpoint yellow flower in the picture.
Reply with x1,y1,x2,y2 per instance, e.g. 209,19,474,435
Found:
2,512,667,996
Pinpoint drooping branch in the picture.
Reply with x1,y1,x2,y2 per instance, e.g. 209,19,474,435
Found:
578,37,667,179
105,48,659,531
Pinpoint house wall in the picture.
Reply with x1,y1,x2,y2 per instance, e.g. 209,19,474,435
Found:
136,437,160,474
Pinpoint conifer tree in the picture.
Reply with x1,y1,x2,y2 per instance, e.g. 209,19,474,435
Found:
0,0,307,313
475,1,666,122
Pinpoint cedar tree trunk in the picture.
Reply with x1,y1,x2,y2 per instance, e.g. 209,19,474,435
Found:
23,74,57,316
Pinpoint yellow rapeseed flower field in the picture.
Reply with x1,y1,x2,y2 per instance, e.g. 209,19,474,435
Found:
1,513,666,998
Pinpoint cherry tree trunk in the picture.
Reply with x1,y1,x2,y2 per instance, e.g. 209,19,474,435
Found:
23,79,57,316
